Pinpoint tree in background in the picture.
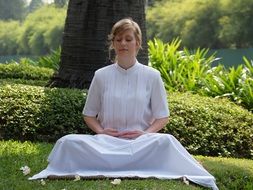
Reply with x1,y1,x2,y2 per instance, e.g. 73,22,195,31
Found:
18,5,66,55
0,0,27,20
218,0,253,48
0,5,66,55
54,0,68,7
49,0,148,89
146,0,253,49
147,0,221,49
0,21,21,55
28,0,44,13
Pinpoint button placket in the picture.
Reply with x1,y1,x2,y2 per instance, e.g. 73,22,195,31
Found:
125,72,129,130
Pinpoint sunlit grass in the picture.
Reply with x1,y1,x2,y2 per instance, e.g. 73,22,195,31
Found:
1,140,252,190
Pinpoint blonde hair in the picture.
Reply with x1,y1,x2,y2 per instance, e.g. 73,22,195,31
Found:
108,18,142,52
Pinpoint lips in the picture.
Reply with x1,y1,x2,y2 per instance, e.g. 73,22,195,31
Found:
119,49,128,51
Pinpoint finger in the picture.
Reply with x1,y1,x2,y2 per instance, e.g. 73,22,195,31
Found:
118,131,130,136
121,131,140,135
120,134,139,139
105,128,118,133
106,127,117,131
108,131,121,136
125,131,142,136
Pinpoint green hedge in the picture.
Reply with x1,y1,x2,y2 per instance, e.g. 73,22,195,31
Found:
0,84,252,159
0,78,49,87
0,63,54,80
165,92,253,159
0,84,88,142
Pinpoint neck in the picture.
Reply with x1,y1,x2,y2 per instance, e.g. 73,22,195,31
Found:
117,57,136,70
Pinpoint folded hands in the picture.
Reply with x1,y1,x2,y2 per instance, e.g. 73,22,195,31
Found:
99,128,146,139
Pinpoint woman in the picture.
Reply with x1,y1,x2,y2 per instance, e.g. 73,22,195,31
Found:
30,18,218,190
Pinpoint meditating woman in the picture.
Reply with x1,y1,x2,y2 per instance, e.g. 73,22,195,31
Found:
30,18,218,190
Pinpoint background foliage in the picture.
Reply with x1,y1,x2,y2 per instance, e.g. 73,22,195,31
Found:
0,0,68,21
0,5,66,55
147,0,253,49
17,5,66,55
0,0,26,21
0,21,22,55
1,0,253,55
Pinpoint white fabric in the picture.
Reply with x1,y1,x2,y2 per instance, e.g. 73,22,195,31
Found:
83,61,170,131
30,62,218,189
29,134,218,190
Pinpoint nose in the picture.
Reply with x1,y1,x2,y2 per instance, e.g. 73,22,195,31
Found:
121,39,127,45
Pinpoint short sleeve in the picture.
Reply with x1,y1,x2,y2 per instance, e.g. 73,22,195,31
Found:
150,72,170,118
82,72,101,116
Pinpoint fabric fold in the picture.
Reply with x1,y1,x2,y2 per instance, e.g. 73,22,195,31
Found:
29,133,218,190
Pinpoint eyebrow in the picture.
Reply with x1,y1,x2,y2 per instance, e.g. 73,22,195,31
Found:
115,35,134,39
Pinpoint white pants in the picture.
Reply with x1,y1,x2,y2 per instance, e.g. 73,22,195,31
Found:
29,133,218,190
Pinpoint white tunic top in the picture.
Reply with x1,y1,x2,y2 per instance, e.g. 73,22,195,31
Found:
83,61,169,131
30,61,218,190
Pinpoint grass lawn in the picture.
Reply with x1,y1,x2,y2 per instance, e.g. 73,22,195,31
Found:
0,140,252,190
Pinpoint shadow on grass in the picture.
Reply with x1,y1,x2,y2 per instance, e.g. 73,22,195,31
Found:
197,156,253,190
0,142,52,190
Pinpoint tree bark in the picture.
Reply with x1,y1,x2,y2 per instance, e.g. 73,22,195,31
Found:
49,0,148,89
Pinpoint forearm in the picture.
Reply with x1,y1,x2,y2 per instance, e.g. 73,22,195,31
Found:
145,117,169,133
83,116,103,134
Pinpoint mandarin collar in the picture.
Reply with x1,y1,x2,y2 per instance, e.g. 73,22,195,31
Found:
115,60,139,74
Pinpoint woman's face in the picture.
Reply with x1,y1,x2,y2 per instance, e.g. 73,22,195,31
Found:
113,29,139,59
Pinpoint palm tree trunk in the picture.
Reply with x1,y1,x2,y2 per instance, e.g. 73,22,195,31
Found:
49,0,148,89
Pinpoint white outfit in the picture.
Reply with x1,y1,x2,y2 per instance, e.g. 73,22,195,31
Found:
30,61,218,190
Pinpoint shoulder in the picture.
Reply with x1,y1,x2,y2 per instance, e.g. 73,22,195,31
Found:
139,63,161,78
94,64,115,78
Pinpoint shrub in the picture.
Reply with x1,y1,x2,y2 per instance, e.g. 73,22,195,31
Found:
0,84,88,142
0,78,48,87
149,39,253,111
0,84,252,158
165,92,253,159
200,57,253,111
0,62,54,80
29,48,61,71
149,38,217,92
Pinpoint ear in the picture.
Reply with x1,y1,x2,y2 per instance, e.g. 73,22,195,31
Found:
112,41,115,49
136,41,140,48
